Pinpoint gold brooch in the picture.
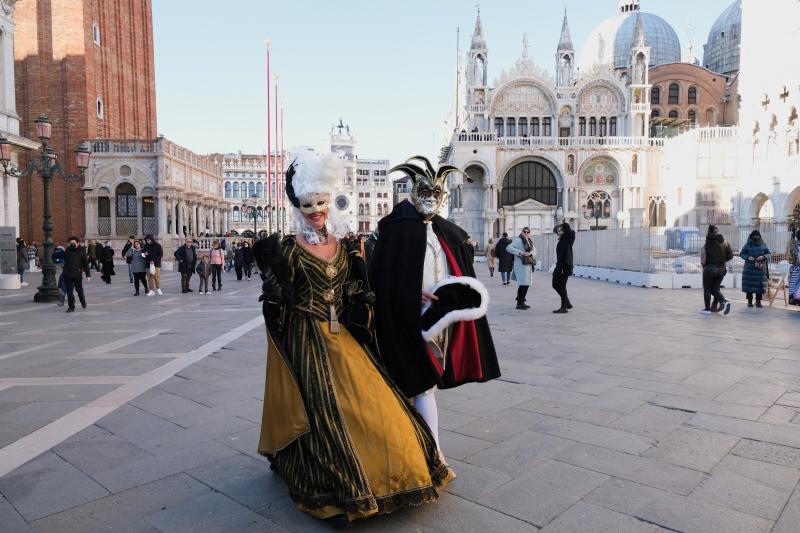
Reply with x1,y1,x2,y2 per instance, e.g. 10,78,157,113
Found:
326,265,337,279
322,289,335,303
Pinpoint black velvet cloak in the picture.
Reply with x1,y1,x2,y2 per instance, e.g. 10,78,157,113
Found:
369,200,500,398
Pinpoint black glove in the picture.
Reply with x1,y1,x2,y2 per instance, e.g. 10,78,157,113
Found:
355,290,376,306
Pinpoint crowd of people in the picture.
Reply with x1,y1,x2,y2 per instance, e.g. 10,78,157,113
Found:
36,234,267,312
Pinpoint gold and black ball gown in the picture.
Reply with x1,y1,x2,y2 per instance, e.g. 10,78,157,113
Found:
255,236,453,521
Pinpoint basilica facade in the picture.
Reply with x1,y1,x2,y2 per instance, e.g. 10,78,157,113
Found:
445,0,749,248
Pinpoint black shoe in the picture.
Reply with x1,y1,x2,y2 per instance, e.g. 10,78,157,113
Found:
134,292,139,296
516,303,527,310
747,300,754,308
66,307,75,313
187,288,194,292
553,308,568,313
182,290,188,294
723,301,731,315
523,303,531,309
755,300,762,308
81,301,86,309
566,302,573,309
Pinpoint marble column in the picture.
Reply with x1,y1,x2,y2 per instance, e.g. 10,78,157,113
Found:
136,195,144,237
84,196,98,237
157,196,168,238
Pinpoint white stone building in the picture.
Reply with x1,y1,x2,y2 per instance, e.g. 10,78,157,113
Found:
328,121,393,235
83,137,232,250
217,151,292,236
0,0,37,237
447,2,670,247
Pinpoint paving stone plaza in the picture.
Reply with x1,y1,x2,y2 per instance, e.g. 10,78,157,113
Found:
0,268,798,532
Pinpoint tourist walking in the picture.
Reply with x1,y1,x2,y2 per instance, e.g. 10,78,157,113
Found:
552,222,575,313
699,225,733,315
125,241,148,296
174,238,197,293
87,239,99,271
740,230,771,308
62,236,91,312
142,235,163,296
495,232,513,285
487,238,496,277
121,236,136,283
507,227,536,309
233,242,244,281
196,254,211,294
16,238,28,286
242,240,254,280
209,239,224,291
254,152,453,525
100,242,115,284
52,245,66,306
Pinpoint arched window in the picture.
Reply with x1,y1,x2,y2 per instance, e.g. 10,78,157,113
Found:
669,109,679,119
543,117,552,136
668,83,680,104
248,182,256,197
609,117,618,136
233,206,240,222
531,118,540,137
688,87,698,105
377,204,382,216
706,108,716,126
651,86,661,105
98,196,111,236
494,117,504,137
96,97,104,119
651,109,661,119
599,117,608,137
359,204,364,216
92,22,101,45
232,182,240,198
500,160,558,206
506,117,516,137
384,203,388,214
115,183,137,236
224,182,231,198
256,182,264,198
518,117,528,137
579,117,586,136
688,109,697,124
589,117,597,136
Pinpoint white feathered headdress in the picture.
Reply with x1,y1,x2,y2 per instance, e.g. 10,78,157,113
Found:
286,151,342,207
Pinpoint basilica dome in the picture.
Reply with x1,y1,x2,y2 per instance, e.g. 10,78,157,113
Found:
702,0,741,75
578,1,681,72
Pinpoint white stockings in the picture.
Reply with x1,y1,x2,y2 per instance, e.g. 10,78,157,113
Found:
413,388,440,450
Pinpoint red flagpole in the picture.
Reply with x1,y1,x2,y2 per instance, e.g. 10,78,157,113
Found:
280,104,285,213
265,39,271,206
274,77,279,233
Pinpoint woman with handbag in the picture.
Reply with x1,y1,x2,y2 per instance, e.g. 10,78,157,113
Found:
740,230,771,308
507,227,537,309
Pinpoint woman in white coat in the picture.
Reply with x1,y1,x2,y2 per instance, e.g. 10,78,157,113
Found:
506,227,536,309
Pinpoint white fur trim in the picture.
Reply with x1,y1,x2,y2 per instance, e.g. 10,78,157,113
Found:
421,276,489,342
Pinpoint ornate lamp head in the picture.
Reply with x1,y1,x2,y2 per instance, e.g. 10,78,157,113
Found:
391,155,461,220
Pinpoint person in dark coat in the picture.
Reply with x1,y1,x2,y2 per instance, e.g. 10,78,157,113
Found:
142,235,164,295
100,242,115,283
740,230,771,308
121,236,135,283
363,230,378,264
61,236,91,312
242,241,254,280
174,238,198,293
552,222,575,313
494,232,514,285
233,242,245,281
87,239,99,271
370,156,500,452
700,225,733,315
16,238,28,286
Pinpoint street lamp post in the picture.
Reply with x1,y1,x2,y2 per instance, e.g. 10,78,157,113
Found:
0,114,90,303
241,194,261,239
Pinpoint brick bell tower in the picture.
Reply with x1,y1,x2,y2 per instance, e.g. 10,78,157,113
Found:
13,0,158,244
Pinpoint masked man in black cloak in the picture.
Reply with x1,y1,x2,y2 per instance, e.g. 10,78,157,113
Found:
369,155,500,451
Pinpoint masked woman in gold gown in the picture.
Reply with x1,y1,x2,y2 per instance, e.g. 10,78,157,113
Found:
254,152,453,525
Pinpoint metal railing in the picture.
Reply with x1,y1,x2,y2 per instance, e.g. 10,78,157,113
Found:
533,225,794,275
454,131,664,148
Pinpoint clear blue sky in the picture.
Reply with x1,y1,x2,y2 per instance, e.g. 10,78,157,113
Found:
152,0,733,165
